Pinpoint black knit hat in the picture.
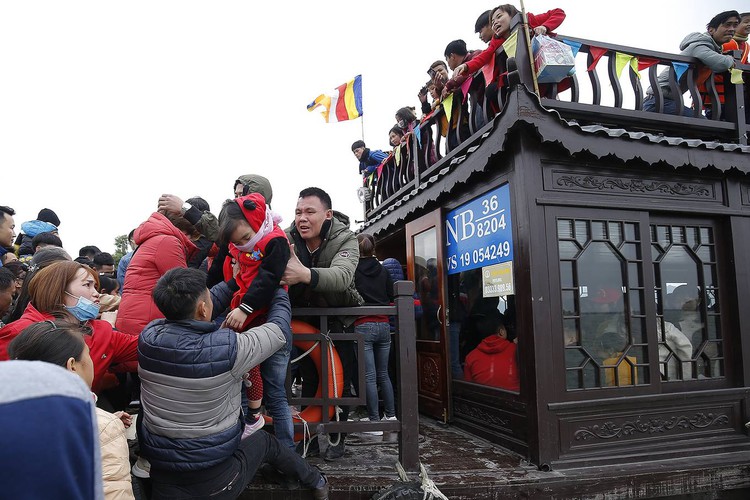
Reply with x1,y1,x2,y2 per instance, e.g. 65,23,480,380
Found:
37,208,60,227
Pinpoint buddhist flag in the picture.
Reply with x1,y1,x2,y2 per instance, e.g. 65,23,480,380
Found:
306,75,363,123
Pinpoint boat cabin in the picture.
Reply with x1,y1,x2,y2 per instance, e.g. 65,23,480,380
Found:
359,22,750,473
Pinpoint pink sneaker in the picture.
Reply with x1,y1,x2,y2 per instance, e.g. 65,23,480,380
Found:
241,415,265,440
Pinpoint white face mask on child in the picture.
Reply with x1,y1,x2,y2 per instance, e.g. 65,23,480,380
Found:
235,210,282,252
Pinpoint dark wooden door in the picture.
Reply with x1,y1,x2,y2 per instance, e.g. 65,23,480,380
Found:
406,209,450,421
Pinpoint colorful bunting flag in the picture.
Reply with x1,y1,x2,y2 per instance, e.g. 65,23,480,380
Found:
562,39,582,57
441,93,454,125
671,62,689,82
637,57,660,71
460,76,474,103
587,46,607,71
614,52,639,78
481,57,495,87
306,75,363,123
502,30,518,58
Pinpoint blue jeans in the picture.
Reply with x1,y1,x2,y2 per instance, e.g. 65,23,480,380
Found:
357,322,395,421
260,320,294,448
643,94,695,117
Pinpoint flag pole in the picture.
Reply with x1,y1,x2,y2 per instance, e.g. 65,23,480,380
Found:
519,0,540,96
360,74,365,142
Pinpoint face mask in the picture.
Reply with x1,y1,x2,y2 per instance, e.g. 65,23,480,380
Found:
235,240,256,252
65,292,100,321
398,120,406,128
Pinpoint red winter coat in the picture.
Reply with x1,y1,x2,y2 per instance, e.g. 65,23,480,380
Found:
464,9,567,75
464,335,519,391
229,227,289,330
116,212,197,336
0,303,138,393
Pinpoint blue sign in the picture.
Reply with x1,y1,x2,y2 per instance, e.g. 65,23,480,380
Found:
445,184,513,275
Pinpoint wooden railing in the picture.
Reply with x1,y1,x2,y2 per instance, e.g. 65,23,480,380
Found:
362,20,748,221
289,280,419,472
538,35,749,142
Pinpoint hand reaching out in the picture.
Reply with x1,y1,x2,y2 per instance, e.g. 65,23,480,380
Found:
223,307,249,331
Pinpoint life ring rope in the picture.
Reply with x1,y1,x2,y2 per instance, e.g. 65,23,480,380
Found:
290,340,320,365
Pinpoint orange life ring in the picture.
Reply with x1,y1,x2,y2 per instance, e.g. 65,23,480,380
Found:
263,320,344,442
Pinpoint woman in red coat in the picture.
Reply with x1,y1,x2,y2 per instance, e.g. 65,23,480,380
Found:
464,309,519,391
0,260,138,394
115,210,198,336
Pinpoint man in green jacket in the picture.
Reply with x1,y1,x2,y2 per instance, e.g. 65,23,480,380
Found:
284,187,363,461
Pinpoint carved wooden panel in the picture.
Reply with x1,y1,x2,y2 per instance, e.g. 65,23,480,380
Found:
558,402,739,455
545,169,720,203
417,351,442,397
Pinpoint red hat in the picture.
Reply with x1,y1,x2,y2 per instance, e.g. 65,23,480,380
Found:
235,193,267,232
591,287,623,304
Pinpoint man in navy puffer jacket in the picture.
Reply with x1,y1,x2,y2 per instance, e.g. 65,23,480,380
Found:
138,268,328,499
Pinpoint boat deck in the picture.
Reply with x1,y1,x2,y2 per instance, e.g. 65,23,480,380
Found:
237,418,750,499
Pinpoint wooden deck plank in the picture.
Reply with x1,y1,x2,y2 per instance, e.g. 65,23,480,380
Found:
239,419,750,499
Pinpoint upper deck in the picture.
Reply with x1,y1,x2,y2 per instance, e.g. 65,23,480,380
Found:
361,20,749,227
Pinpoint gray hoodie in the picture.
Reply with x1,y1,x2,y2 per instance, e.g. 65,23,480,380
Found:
648,32,734,99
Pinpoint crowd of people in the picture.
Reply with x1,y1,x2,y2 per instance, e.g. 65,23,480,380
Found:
354,6,749,194
1,4,749,499
0,174,403,499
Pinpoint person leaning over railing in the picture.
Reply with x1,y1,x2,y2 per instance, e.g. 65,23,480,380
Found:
724,12,749,123
453,4,566,115
352,140,388,178
643,10,739,118
728,12,749,63
475,9,493,45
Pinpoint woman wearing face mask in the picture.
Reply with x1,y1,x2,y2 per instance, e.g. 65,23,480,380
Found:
0,261,138,393
453,4,566,79
8,321,135,499
395,107,419,134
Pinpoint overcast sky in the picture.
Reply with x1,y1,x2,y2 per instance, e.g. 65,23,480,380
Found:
0,0,740,255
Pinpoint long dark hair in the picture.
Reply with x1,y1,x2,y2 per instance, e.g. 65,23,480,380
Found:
8,321,86,367
395,107,417,125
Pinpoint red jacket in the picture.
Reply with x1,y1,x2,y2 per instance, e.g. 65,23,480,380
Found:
229,227,289,329
464,336,519,391
116,212,197,336
0,303,138,393
464,9,567,75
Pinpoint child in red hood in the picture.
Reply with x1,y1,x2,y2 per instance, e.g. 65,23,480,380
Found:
218,193,290,436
